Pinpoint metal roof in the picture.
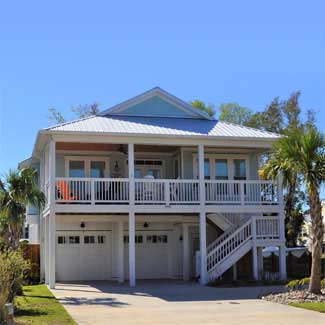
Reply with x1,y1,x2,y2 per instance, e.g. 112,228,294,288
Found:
45,115,280,140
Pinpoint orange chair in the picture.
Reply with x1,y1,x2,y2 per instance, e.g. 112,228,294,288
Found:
56,181,78,200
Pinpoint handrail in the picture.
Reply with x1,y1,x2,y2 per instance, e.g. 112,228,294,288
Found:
207,219,252,272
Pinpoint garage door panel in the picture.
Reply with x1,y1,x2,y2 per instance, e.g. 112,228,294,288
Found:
124,232,170,279
56,232,111,281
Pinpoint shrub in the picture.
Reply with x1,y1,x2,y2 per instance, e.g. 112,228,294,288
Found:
0,250,30,321
286,279,300,291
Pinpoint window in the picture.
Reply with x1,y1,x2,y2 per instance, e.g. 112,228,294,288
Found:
135,235,143,244
204,159,210,180
147,235,168,243
68,236,80,244
215,159,228,180
234,159,246,180
69,161,85,177
98,236,105,244
58,236,66,244
84,235,95,244
90,161,106,178
123,235,129,244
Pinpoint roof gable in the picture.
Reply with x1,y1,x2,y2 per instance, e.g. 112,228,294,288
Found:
100,87,212,120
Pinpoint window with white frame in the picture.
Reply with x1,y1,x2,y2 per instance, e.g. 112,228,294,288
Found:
194,155,249,180
65,157,109,178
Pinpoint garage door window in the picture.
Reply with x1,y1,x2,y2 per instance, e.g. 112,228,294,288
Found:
98,236,105,244
69,236,80,244
84,235,95,244
147,235,168,243
58,236,66,244
123,235,143,244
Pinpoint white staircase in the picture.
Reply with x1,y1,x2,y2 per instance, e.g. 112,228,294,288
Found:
195,216,280,282
207,213,234,231
207,219,253,281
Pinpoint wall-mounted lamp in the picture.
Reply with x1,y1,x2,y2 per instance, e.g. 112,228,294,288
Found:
179,235,183,242
143,222,149,228
80,222,85,229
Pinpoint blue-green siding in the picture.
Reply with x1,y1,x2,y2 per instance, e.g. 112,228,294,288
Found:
115,96,194,118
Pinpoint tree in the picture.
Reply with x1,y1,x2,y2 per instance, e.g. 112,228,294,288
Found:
218,103,253,125
190,100,216,117
261,128,325,293
48,102,100,124
0,168,45,249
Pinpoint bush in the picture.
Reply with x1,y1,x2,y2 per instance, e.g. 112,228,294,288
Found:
0,250,30,321
286,277,323,291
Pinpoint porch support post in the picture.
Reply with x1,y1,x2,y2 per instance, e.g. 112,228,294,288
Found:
48,139,56,289
182,224,190,281
279,244,287,280
128,143,136,287
39,154,45,282
252,245,258,281
198,144,207,285
257,247,264,280
44,214,49,285
117,220,124,283
129,212,136,287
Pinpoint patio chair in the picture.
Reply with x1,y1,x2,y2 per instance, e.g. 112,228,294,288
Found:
56,180,78,201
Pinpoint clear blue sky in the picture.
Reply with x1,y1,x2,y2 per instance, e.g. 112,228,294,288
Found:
1,1,324,196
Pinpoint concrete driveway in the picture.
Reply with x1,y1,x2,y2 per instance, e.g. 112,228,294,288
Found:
51,281,325,325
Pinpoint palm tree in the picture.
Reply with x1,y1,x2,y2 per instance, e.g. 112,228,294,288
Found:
261,128,325,294
0,168,45,250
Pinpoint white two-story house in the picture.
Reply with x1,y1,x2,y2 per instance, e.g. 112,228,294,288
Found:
24,87,286,288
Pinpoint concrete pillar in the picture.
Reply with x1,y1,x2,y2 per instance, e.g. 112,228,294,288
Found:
182,224,190,281
117,220,124,283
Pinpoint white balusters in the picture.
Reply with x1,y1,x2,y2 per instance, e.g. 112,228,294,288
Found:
256,217,279,239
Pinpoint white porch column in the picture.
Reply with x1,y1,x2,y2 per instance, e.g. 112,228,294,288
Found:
198,144,207,285
48,139,56,289
252,245,258,281
128,143,136,287
279,244,287,280
129,212,136,287
117,220,124,283
44,214,49,285
182,224,190,281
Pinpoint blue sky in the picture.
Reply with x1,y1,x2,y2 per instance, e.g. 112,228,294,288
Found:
0,1,324,196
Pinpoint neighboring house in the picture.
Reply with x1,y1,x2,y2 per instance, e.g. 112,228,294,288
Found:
23,87,286,288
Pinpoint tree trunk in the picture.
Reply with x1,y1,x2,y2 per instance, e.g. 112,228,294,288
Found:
308,187,323,294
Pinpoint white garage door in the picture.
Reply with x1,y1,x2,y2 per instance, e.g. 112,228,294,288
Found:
124,232,170,279
56,231,111,281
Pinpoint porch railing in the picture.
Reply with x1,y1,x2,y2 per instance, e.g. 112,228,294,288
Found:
54,178,279,206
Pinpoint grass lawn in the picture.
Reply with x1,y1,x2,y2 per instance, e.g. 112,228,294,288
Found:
15,284,76,324
290,302,325,313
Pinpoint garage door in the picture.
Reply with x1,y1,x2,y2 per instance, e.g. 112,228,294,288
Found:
124,232,170,279
56,231,111,281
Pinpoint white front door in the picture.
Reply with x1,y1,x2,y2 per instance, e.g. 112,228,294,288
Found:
124,231,171,279
56,231,111,281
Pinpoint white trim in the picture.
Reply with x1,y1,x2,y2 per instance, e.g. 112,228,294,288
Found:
99,87,212,120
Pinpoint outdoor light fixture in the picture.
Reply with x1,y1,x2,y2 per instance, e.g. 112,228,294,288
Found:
143,222,149,228
80,222,85,229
